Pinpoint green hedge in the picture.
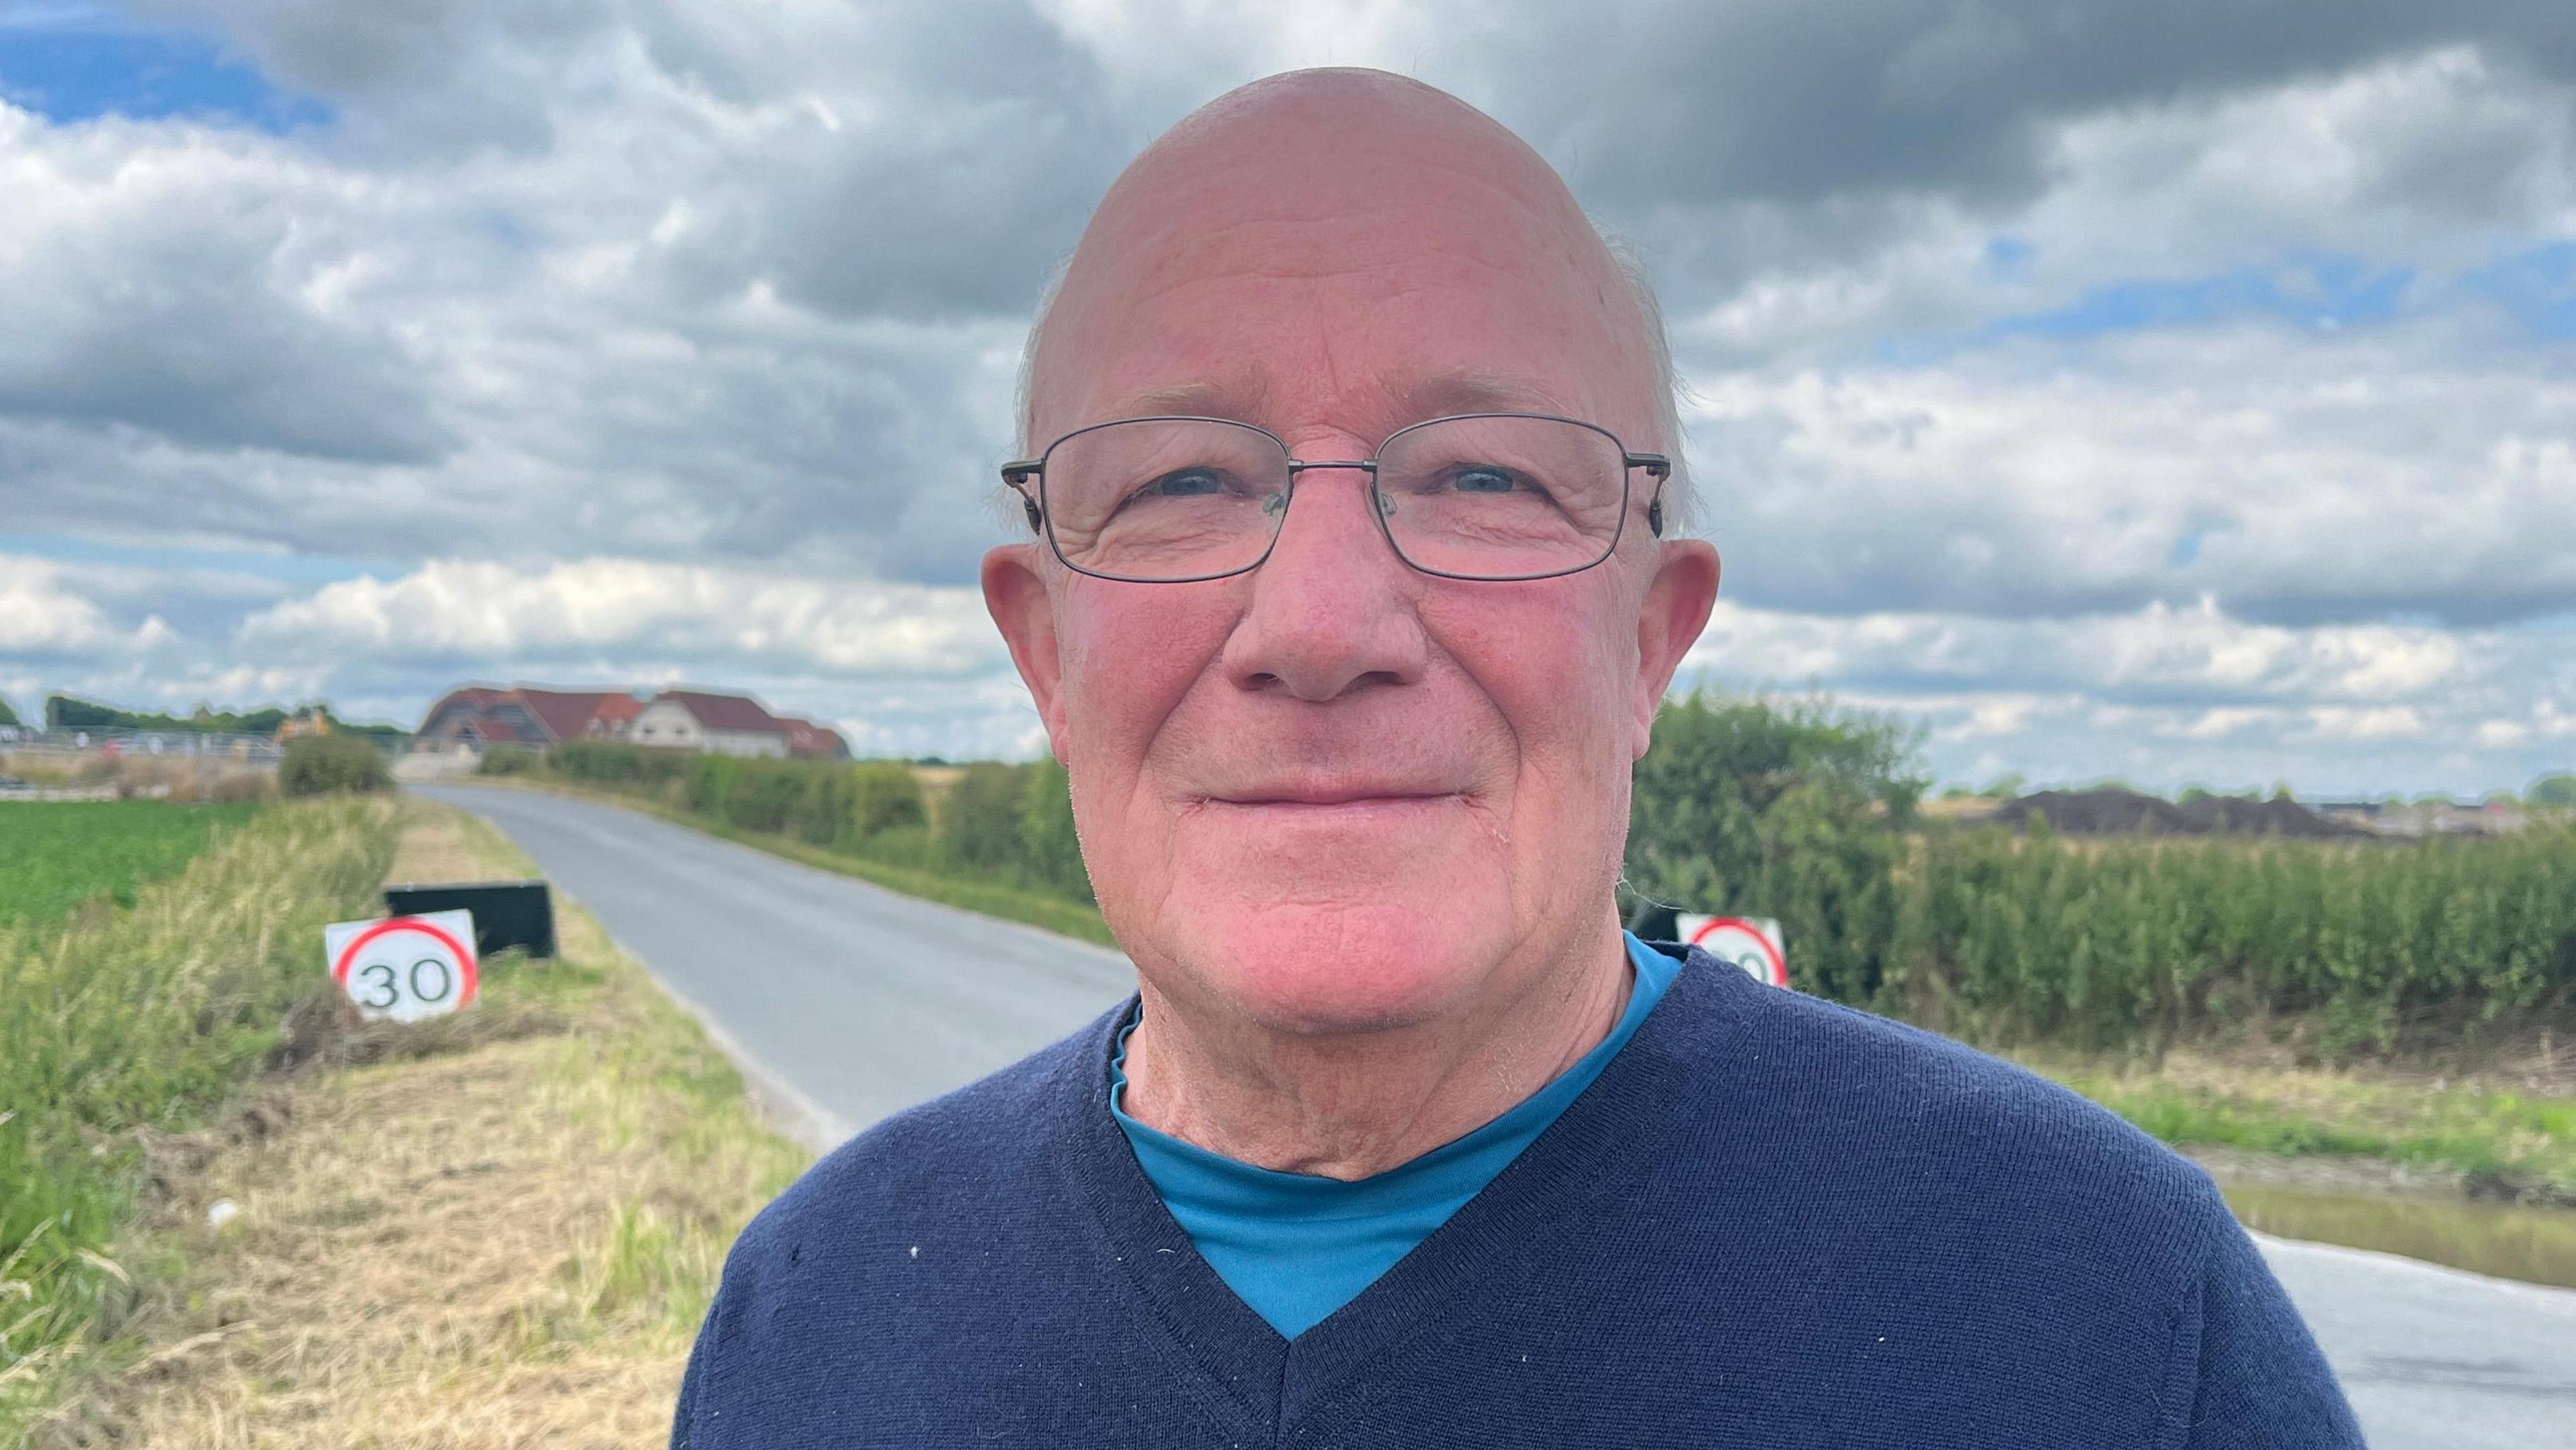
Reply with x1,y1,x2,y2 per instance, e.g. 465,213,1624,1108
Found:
278,733,391,796
537,745,1093,907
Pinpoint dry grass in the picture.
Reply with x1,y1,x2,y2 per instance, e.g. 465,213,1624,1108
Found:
23,800,808,1449
380,809,485,886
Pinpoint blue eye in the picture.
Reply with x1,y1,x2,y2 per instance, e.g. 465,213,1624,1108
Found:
1148,469,1226,497
1449,466,1520,495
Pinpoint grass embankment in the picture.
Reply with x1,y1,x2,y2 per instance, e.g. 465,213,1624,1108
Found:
1,797,390,1424
0,799,263,929
8,801,808,1447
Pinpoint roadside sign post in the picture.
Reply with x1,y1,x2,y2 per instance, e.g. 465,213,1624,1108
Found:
324,909,479,1022
1677,914,1789,989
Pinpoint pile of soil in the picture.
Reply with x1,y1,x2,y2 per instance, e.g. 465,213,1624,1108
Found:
1993,788,2369,839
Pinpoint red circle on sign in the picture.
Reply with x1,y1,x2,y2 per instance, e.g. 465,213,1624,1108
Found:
331,917,479,1008
1686,916,1788,988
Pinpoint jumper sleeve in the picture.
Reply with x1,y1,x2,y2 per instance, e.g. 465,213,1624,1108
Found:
2180,1217,2366,1449
670,1284,722,1450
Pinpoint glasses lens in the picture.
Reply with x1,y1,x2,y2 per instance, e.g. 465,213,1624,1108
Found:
1042,419,1291,580
1375,415,1629,578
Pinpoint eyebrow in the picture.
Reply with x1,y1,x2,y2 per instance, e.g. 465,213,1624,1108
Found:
1096,369,1580,435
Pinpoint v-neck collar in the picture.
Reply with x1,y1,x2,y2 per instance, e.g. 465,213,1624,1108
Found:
1050,942,1754,1432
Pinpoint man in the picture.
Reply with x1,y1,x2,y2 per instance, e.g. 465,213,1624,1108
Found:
674,69,2361,1447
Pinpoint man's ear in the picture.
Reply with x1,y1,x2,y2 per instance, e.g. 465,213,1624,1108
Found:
1632,539,1719,760
982,543,1070,760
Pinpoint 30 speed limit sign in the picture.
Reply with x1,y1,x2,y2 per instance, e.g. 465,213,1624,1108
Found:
1676,914,1789,989
324,909,478,1022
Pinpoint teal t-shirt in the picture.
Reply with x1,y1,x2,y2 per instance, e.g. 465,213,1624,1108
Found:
1109,931,1682,1339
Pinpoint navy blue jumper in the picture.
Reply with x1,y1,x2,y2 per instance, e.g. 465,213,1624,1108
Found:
673,943,2363,1448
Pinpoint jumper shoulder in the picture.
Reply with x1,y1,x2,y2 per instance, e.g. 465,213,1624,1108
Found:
1662,945,2235,1261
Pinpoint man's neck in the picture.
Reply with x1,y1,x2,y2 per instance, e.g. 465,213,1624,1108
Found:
1117,931,1635,1180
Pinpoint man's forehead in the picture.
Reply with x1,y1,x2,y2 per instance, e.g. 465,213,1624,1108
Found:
1098,370,1589,437
1028,70,1658,449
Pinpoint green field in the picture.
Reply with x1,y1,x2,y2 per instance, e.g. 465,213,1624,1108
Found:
0,797,397,1425
0,800,263,929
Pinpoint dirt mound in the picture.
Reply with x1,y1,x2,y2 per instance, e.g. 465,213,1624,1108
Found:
1994,788,2367,838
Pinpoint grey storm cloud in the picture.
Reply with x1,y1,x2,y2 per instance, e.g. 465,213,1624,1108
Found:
1452,0,2576,208
5,0,2575,642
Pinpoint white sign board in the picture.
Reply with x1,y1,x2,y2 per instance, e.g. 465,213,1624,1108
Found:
324,909,479,1022
1677,914,1788,988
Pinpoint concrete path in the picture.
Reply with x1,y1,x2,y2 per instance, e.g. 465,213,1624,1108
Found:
417,782,2575,1450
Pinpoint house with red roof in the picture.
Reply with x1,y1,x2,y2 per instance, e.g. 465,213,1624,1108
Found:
417,684,847,760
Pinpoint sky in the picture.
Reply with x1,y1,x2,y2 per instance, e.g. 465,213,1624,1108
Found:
0,0,2571,797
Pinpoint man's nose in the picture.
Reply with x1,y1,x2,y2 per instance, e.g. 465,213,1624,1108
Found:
1220,458,1429,703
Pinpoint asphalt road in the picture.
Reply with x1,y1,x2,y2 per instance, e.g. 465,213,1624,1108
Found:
419,783,2576,1450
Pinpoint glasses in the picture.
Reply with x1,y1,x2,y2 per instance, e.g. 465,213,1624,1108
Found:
1001,412,1670,583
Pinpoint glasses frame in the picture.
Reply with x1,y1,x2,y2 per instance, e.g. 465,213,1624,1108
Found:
1000,411,1672,584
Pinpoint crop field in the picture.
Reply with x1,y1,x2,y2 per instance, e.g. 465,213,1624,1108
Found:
0,800,262,929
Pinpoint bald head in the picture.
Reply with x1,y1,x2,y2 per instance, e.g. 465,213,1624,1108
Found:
1017,68,1687,526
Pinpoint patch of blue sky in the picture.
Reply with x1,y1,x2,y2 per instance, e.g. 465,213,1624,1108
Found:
1866,252,2416,368
0,534,396,590
1988,254,2414,342
1981,235,2035,281
0,8,329,132
2457,241,2576,341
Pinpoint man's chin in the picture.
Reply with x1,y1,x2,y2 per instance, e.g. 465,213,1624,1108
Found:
1152,896,1512,1037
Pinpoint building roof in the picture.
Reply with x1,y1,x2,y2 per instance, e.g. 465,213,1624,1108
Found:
511,688,631,744
780,717,849,759
418,684,639,744
657,689,787,734
591,693,645,727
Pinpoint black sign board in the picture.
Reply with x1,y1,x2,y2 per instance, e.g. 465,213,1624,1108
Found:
383,880,556,960
1624,900,1679,943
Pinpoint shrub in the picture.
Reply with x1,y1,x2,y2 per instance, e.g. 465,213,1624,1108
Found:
477,745,539,776
720,759,806,835
938,762,1031,874
551,740,692,789
847,761,928,844
279,733,392,796
792,766,850,846
1020,756,1090,902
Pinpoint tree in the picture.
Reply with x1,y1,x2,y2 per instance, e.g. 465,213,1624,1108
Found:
847,761,928,840
1626,690,1927,1003
280,734,390,796
1020,757,1091,902
0,695,18,729
2526,774,2576,808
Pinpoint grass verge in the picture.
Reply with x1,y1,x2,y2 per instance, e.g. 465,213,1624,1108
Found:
2021,1047,2576,1203
10,800,810,1447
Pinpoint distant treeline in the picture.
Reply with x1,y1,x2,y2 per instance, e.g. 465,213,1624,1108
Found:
38,694,408,740
517,741,1090,904
1629,692,2576,1062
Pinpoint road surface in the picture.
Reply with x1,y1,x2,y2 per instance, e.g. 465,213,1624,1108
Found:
418,783,2576,1450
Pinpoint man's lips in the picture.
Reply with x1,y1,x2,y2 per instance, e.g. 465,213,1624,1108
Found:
1200,788,1466,809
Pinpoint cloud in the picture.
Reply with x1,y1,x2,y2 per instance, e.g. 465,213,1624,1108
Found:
0,554,176,656
235,556,1007,674
3,1,2574,793
1688,320,2576,627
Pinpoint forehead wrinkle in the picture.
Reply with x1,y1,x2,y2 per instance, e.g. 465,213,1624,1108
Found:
1085,368,1588,448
